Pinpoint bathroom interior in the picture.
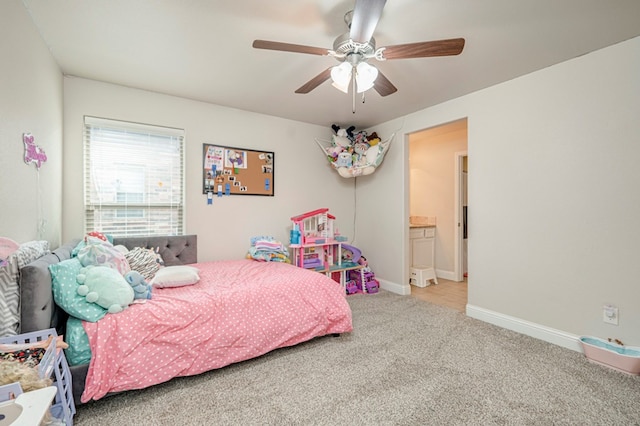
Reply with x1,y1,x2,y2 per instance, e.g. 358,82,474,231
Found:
409,118,468,311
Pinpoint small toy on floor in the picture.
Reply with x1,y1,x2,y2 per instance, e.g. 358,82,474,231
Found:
347,255,379,294
345,280,359,295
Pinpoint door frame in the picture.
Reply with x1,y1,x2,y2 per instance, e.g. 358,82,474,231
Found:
453,151,467,282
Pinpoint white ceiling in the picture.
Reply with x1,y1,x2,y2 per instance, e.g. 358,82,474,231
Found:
22,0,640,129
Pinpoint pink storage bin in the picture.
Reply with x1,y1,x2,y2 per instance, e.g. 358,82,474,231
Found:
579,336,640,375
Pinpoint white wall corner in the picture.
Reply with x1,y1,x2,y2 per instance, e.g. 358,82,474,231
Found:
466,304,583,352
379,278,411,296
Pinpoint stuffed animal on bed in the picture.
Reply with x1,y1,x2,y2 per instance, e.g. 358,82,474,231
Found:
124,270,152,300
77,236,131,275
76,266,134,313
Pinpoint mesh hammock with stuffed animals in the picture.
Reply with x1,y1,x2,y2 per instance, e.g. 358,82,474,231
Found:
315,132,394,178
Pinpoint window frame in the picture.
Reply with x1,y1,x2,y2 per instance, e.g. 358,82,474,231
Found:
83,116,185,238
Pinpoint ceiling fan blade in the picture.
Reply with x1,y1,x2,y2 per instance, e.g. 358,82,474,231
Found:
252,40,329,56
295,68,333,94
350,0,387,44
382,38,465,60
373,70,397,97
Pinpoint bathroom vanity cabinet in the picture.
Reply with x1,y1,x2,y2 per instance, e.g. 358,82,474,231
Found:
409,225,437,286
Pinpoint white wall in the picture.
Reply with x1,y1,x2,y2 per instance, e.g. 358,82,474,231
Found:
0,0,63,247
358,36,640,347
63,77,356,262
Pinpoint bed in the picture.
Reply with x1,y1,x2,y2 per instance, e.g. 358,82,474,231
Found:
18,235,353,404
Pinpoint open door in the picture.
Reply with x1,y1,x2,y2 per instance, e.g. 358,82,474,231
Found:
454,151,468,282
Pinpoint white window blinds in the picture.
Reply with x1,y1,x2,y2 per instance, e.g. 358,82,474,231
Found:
83,116,185,237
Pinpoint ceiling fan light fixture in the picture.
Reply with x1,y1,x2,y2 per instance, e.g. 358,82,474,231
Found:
355,61,378,93
331,80,350,94
330,62,352,93
253,0,465,99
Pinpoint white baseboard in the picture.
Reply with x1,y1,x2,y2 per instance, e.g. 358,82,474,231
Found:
466,304,583,352
435,269,456,281
378,278,411,295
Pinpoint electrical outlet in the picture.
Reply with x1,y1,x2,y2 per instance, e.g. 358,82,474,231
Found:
603,304,619,325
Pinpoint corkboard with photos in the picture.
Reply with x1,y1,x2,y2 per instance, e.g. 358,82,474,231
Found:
202,144,274,196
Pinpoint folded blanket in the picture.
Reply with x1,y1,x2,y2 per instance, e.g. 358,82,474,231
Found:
247,236,290,262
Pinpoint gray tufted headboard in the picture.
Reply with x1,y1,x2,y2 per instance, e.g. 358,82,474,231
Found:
19,235,197,335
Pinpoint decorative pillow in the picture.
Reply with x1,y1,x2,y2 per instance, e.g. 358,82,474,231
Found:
49,258,107,322
12,240,50,268
125,247,162,281
0,237,19,260
0,240,50,336
150,265,200,288
76,266,134,314
64,317,92,366
76,237,130,275
71,233,114,257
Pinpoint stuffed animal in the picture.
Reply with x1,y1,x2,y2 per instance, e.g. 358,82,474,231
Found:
354,141,369,156
365,144,381,165
353,130,368,145
325,144,344,162
77,236,131,275
124,270,152,300
331,124,355,148
335,152,352,167
367,132,381,146
76,266,134,314
85,231,108,242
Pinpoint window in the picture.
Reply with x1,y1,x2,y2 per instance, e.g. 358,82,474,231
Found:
84,116,185,237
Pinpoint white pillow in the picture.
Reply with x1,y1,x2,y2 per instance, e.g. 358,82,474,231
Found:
150,265,200,288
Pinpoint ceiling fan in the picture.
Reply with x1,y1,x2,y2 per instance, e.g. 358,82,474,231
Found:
252,0,465,99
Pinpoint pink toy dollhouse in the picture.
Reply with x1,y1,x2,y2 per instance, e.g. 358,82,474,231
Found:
290,208,339,270
289,209,376,294
290,208,335,244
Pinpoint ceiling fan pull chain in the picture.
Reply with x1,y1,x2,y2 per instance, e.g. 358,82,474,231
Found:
352,72,357,113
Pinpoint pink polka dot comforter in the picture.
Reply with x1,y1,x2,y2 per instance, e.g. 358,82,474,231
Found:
81,259,352,402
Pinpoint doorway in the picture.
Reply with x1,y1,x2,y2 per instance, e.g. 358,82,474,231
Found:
408,119,468,310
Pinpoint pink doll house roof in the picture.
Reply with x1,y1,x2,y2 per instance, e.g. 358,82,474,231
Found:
290,208,335,222
291,209,336,244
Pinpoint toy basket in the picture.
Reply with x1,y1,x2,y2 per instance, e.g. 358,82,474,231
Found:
315,133,394,178
0,328,76,425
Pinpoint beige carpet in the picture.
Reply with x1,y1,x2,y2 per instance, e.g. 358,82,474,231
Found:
73,291,640,425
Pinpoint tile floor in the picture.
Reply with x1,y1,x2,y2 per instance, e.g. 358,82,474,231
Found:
410,277,468,312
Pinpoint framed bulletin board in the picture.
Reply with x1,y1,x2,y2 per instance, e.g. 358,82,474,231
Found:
202,144,274,196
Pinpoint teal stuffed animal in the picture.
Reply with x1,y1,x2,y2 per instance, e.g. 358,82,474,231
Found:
76,266,134,314
124,270,152,300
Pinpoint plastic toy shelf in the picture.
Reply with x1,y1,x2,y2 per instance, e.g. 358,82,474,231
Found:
0,329,75,425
